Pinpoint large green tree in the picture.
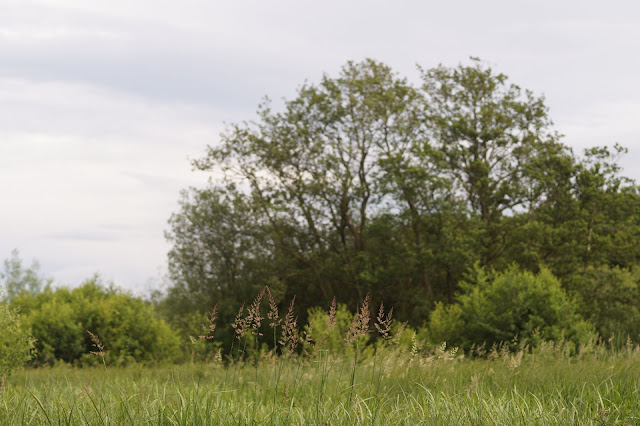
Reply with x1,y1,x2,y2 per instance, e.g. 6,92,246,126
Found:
420,60,566,266
165,58,640,335
183,60,436,319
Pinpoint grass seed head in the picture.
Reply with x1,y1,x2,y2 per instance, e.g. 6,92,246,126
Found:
279,296,298,354
87,330,107,367
199,303,219,340
410,332,418,357
345,294,371,345
245,287,266,337
87,330,105,357
302,318,316,356
231,303,247,340
375,303,393,339
266,286,281,328
327,297,337,331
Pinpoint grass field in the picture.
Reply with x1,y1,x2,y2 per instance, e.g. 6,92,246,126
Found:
2,341,640,425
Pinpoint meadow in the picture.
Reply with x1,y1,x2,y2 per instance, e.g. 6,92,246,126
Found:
3,341,640,425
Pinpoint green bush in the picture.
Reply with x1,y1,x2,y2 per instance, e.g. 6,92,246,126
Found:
11,276,181,366
429,266,594,352
27,299,84,363
0,303,34,377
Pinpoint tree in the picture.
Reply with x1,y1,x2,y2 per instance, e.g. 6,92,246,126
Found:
573,144,640,268
502,143,640,281
1,249,51,301
421,59,563,265
184,59,433,318
164,185,275,344
165,58,640,334
569,266,640,343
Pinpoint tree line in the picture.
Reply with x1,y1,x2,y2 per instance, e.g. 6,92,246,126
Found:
162,58,640,347
3,59,640,369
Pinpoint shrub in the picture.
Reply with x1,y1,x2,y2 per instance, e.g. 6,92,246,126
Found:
0,303,34,377
429,265,594,352
11,276,181,365
27,298,84,363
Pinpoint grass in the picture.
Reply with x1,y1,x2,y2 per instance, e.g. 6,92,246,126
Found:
3,342,640,425
4,288,640,424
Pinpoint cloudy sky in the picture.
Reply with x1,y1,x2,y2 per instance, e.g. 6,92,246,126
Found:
1,0,639,292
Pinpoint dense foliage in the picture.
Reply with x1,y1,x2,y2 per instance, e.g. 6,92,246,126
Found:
9,277,181,366
428,266,594,351
2,59,639,367
570,266,640,343
163,58,640,350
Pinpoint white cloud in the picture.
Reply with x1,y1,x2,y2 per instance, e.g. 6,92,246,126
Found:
0,78,219,288
1,0,639,290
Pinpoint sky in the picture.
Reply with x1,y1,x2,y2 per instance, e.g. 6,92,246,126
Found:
1,0,639,293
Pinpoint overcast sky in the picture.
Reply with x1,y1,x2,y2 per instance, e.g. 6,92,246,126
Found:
1,0,639,292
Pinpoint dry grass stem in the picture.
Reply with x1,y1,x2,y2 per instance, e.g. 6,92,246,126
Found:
327,297,337,331
375,303,393,339
231,303,247,340
245,287,266,337
279,297,298,354
266,286,281,328
303,318,317,356
345,294,371,345
86,330,105,358
199,303,219,340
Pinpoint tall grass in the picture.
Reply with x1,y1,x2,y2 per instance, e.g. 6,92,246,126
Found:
3,340,640,424
4,288,640,424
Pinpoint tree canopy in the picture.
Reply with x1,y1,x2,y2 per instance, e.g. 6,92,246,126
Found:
163,58,640,341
